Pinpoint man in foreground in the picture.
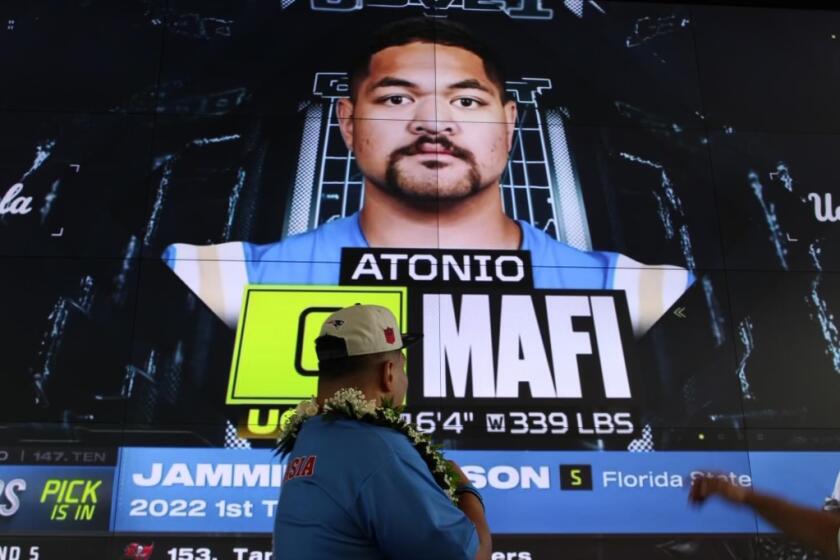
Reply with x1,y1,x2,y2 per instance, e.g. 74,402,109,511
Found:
691,474,840,558
273,304,491,559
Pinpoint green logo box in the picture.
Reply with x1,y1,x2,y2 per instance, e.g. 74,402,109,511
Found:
227,285,407,405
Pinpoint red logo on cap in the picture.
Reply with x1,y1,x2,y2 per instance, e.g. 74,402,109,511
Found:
384,327,396,344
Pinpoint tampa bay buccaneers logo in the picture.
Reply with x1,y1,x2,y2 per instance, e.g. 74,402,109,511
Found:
122,543,154,560
383,327,395,344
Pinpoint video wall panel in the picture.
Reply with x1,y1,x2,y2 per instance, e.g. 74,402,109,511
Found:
2,1,840,558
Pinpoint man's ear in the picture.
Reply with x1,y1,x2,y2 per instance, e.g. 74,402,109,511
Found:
379,358,395,395
504,99,518,152
337,98,355,152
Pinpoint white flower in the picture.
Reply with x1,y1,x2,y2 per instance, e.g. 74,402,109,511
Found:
325,387,376,418
296,400,319,418
357,400,377,416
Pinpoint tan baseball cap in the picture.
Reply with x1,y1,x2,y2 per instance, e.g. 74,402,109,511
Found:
315,304,421,360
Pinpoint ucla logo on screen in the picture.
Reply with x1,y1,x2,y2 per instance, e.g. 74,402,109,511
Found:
302,0,556,20
808,192,840,223
0,183,33,216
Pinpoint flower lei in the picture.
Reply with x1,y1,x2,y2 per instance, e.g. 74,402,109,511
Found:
275,388,460,503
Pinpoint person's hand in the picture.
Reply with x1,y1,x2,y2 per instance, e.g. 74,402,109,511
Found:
689,473,751,506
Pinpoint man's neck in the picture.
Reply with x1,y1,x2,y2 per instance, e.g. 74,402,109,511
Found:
359,182,521,250
317,382,380,407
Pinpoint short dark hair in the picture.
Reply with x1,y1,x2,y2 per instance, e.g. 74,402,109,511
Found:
349,17,508,101
318,350,401,378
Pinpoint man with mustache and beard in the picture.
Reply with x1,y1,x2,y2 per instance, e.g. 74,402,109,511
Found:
163,17,692,335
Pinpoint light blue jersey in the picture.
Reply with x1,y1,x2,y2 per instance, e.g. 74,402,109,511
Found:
273,415,478,560
163,213,692,334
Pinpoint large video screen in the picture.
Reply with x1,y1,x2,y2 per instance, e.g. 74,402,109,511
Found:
2,1,840,558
